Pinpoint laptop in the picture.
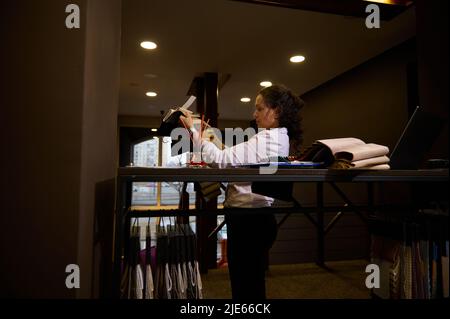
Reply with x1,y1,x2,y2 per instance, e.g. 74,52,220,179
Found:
389,106,446,169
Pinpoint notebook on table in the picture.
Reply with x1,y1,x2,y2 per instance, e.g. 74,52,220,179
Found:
232,156,324,168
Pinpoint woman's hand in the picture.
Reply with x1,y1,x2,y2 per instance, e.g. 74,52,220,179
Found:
179,109,194,129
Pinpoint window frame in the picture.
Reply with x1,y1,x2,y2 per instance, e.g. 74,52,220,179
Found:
131,136,198,209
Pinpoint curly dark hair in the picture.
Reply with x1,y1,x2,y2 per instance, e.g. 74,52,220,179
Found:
258,84,305,156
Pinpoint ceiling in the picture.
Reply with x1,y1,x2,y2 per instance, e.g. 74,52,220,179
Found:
119,0,416,120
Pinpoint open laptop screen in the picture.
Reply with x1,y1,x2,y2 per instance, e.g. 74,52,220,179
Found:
390,106,445,169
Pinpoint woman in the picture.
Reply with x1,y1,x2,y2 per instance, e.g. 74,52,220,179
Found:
180,84,304,299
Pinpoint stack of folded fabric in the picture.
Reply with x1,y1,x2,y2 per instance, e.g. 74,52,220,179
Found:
300,137,391,169
329,158,390,169
332,141,390,169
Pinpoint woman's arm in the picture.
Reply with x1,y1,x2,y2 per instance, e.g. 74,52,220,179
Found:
180,110,284,167
201,134,261,167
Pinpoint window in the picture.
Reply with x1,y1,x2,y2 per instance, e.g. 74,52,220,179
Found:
131,136,225,208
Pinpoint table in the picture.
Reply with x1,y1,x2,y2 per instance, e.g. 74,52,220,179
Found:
113,167,448,297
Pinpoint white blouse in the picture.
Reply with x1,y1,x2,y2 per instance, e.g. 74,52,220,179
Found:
196,127,291,208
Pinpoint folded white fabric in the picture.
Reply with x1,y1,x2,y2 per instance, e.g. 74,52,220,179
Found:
335,143,389,161
352,155,390,168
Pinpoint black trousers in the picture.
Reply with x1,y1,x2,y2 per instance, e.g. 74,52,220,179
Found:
225,211,278,299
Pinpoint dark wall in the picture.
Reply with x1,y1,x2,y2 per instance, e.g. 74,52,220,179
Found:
416,0,449,159
0,0,121,298
0,0,86,298
300,38,417,152
78,0,121,298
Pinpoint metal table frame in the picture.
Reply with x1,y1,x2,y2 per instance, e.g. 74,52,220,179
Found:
112,167,448,298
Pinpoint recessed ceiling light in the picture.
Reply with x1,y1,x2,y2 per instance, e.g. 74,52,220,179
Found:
146,92,157,97
151,128,157,132
140,41,157,50
290,55,305,63
240,97,251,103
260,81,272,87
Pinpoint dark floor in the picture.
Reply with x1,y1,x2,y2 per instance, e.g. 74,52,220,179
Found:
201,259,371,299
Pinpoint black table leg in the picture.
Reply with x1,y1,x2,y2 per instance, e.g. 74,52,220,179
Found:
367,182,375,219
366,182,375,261
316,182,325,267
